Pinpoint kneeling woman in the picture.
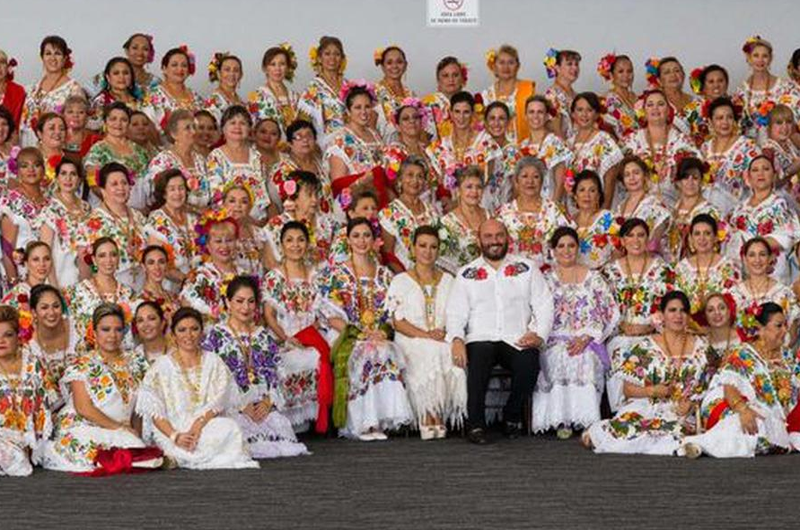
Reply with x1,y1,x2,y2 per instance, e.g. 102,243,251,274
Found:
682,303,800,458
42,304,149,472
204,276,309,458
583,291,708,455
137,307,259,469
319,217,413,440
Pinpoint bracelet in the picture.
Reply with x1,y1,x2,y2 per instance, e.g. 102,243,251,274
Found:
727,397,742,410
170,431,179,443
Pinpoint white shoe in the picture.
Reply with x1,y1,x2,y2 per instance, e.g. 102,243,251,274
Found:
420,426,437,440
434,425,447,439
371,431,388,441
358,432,377,442
682,442,702,459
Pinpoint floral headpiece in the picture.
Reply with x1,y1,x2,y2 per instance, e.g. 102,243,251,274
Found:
633,89,674,126
309,45,346,74
279,178,299,202
752,100,776,127
373,45,399,67
5,146,22,175
393,97,430,131
543,48,559,79
83,303,132,349
214,177,256,208
689,67,704,95
207,51,230,83
178,44,196,76
339,79,376,103
742,35,767,55
563,169,576,195
644,57,660,88
143,34,155,64
278,42,298,82
485,48,498,72
596,53,616,82
194,208,237,253
18,306,33,344
460,63,469,86
4,57,18,81
63,48,74,71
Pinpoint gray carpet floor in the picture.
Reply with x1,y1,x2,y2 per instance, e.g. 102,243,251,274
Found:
2,433,796,530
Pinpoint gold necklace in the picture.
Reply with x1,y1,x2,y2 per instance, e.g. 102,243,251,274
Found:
409,267,440,331
352,261,377,330
174,351,202,406
0,354,22,415
99,350,134,404
230,322,257,384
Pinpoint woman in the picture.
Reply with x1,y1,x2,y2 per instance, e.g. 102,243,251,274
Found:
319,217,413,440
298,36,348,145
144,169,198,290
20,35,85,147
762,105,800,188
253,118,281,177
0,305,52,476
532,227,619,437
481,44,536,140
35,112,67,184
379,156,437,272
66,238,135,341
699,292,740,375
223,184,271,276
701,97,762,214
180,211,242,320
383,100,437,208
513,95,573,203
655,57,698,137
570,170,618,269
90,57,142,128
497,156,568,267
0,147,48,284
613,155,670,254
726,156,798,284
730,237,800,343
144,110,210,210
328,189,380,266
481,101,515,211
64,95,101,160
598,53,639,139
388,226,466,439
84,102,150,210
143,46,204,136
0,49,25,132
603,218,675,410
567,92,623,208
735,36,800,140
204,53,244,123
128,111,160,159
437,166,486,275
207,105,272,223
132,301,169,364
422,56,467,141
193,110,219,158
81,162,146,290
623,90,700,206
248,44,300,136
42,304,149,472
543,48,581,139
374,45,415,142
123,33,159,90
137,245,180,320
0,107,15,183
683,64,730,146
1,241,52,309
137,307,259,469
667,156,720,261
584,291,708,454
682,303,800,458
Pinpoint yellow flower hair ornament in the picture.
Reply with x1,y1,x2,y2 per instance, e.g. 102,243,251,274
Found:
279,42,298,82
543,48,559,79
208,51,230,83
485,48,498,72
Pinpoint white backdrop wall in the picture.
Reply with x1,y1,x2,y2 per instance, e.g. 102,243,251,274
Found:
3,0,800,96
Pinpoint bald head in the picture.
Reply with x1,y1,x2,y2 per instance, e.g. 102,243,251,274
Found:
479,218,509,261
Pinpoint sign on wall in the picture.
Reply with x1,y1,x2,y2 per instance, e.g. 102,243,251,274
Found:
427,0,479,27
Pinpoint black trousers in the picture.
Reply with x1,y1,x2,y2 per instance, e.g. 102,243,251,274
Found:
466,341,539,429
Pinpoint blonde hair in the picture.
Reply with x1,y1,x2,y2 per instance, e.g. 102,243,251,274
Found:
497,44,520,65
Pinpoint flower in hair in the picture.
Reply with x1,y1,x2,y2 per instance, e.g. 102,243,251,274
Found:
63,49,74,71
18,308,34,344
393,97,430,131
563,169,576,195
5,57,18,81
194,208,236,253
460,63,469,85
207,51,229,83
753,100,776,127
644,58,660,88
742,35,763,55
339,79,377,103
338,187,353,211
596,53,616,82
6,146,21,175
485,48,497,72
543,48,559,79
308,45,319,70
278,42,298,82
281,178,298,200
143,34,155,63
178,44,196,76
373,47,386,67
689,67,704,95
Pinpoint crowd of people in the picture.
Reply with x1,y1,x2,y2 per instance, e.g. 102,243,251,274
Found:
1,31,800,477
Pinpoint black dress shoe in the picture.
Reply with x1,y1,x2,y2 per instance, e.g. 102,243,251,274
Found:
467,427,489,445
503,421,522,439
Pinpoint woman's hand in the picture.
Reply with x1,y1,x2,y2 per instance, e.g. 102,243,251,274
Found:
675,398,693,417
567,335,591,356
365,329,387,341
648,383,673,399
738,406,763,435
175,432,198,452
427,328,447,342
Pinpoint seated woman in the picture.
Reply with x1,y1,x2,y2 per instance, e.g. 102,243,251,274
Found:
436,166,487,275
204,276,310,456
1,241,53,310
327,188,380,266
42,304,149,472
682,303,800,458
319,217,413,440
583,291,708,455
137,307,259,469
613,155,670,255
132,301,169,365
569,170,618,270
136,245,180,322
388,226,466,440
221,183,272,277
533,227,620,438
263,222,333,433
0,305,52,477
698,292,741,378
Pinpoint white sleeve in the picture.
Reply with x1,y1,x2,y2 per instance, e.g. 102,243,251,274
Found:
445,272,469,343
528,268,554,342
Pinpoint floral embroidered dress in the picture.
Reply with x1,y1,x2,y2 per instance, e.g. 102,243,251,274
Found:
202,324,310,457
0,188,48,255
64,279,135,343
726,193,799,284
318,263,413,437
207,147,271,223
83,140,151,210
436,212,482,276
666,199,720,263
761,137,800,186
143,208,199,290
668,96,702,138
269,153,334,216
298,76,348,146
0,349,52,476
735,78,800,140
613,193,671,255
701,136,762,215
421,91,453,141
81,206,146,291
179,262,240,321
248,85,300,137
144,149,211,210
544,85,575,138
730,280,800,344
324,126,386,206
19,78,85,147
675,256,740,314
567,130,624,181
142,84,204,135
36,196,90,287
383,141,439,211
203,89,243,124
374,81,414,142
571,209,620,270
603,91,639,139
425,131,502,192
509,134,574,200
41,350,149,472
586,335,709,455
264,212,337,270
387,272,466,427
497,199,568,267
532,269,620,433
684,344,800,457
24,322,81,410
378,198,437,270
136,351,260,469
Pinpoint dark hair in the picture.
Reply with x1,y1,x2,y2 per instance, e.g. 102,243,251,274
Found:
286,119,317,142
92,303,125,330
676,156,706,181
134,301,165,328
102,57,137,97
287,170,320,194
412,225,439,245
349,189,378,212
742,236,772,257
170,306,204,333
346,217,374,237
123,33,151,51
221,104,252,129
153,168,187,210
55,156,84,183
572,170,605,206
570,92,602,114
217,54,242,76
98,161,130,188
556,50,581,65
92,236,118,256
254,117,281,138
610,54,632,74
23,241,50,262
194,109,218,127
449,91,475,109
436,56,461,79
104,100,133,121
377,45,406,66
549,226,579,248
225,275,260,305
690,213,718,235
161,47,190,70
619,155,650,183
30,284,65,312
620,217,650,238
141,244,169,264
660,290,690,313
344,86,375,109
791,49,800,71
756,302,784,327
699,64,729,90
524,95,552,115
318,36,344,57
35,112,66,133
39,35,70,58
657,56,683,77
708,96,739,121
0,106,16,142
262,46,292,69
0,305,19,333
281,220,310,242
484,101,510,119
748,154,775,172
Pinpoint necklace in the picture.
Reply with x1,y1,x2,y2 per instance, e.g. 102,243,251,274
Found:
352,261,377,330
92,276,121,304
231,323,257,384
458,204,485,233
746,276,772,302
100,350,134,404
409,267,440,331
692,253,715,300
36,322,68,355
622,255,649,323
0,354,22,416
174,351,202,406
452,131,475,163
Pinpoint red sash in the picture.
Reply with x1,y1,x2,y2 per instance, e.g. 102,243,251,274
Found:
705,398,749,431
295,326,333,433
332,166,391,209
76,447,164,477
786,402,800,433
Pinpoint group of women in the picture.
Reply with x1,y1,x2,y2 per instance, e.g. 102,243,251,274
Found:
2,32,800,476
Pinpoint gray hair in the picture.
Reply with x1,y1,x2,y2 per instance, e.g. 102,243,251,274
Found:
514,156,547,180
398,155,429,179
92,303,126,330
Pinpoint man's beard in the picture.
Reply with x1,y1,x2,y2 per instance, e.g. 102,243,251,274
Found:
482,240,508,260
